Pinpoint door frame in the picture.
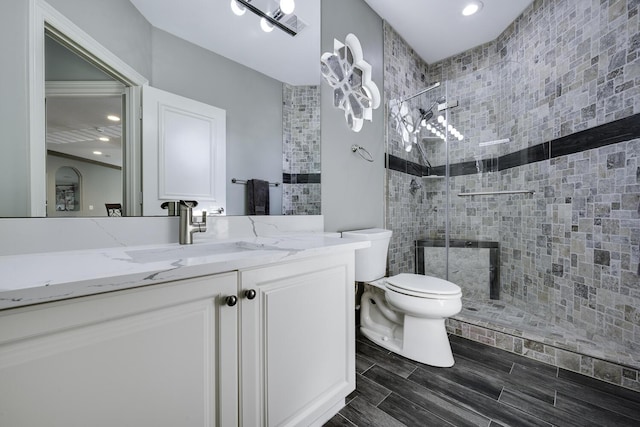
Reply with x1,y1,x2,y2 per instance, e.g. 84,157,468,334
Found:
29,0,148,216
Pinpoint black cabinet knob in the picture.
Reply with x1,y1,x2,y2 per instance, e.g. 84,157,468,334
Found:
244,289,257,300
225,295,238,307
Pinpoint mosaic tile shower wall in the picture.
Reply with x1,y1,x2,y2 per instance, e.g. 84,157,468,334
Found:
384,0,640,369
384,23,434,275
282,84,321,215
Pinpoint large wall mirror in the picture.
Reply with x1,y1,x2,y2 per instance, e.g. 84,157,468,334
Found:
5,0,320,219
45,33,128,217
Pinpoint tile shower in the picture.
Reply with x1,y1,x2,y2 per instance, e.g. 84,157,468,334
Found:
384,0,640,390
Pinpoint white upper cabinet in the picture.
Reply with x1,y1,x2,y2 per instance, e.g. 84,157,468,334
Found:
142,86,226,216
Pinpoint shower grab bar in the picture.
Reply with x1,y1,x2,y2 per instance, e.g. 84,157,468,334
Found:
458,190,535,196
351,145,374,162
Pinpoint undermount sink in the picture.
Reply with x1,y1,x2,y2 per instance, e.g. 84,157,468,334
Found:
125,241,264,263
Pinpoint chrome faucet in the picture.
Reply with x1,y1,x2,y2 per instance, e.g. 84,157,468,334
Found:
179,200,207,245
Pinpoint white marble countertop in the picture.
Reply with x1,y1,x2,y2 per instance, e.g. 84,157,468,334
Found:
0,234,369,311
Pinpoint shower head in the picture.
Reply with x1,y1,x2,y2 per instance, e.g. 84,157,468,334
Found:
418,108,433,124
415,96,446,130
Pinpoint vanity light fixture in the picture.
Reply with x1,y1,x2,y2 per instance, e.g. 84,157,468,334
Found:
260,17,275,32
230,0,246,16
231,0,303,36
107,115,120,122
279,0,295,15
462,1,483,16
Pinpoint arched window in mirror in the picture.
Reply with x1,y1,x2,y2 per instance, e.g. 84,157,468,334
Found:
54,166,81,212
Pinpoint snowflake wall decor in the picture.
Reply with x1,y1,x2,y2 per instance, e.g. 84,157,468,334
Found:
320,33,380,132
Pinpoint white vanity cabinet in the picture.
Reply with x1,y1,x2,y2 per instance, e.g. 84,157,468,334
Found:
239,252,356,427
0,249,356,427
0,272,239,427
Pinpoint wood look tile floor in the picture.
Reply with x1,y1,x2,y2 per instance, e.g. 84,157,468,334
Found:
324,332,640,427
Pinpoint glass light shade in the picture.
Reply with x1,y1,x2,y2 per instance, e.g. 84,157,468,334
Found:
230,0,246,16
260,17,274,32
279,0,295,14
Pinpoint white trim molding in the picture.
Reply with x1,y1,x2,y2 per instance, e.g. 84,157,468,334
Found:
45,81,127,97
28,0,148,217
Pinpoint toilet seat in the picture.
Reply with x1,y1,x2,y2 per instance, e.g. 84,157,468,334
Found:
385,273,462,300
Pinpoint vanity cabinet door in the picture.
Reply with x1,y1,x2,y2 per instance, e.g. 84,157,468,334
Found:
239,253,355,427
0,273,238,427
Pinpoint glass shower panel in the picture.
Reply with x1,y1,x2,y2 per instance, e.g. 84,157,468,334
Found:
411,84,449,277
387,81,447,276
443,62,510,301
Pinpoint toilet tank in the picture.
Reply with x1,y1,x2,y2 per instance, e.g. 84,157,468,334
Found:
341,228,392,282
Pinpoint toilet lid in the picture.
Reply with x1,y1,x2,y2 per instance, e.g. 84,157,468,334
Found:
385,273,461,297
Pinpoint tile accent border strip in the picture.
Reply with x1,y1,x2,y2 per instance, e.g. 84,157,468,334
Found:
386,154,427,176
388,113,640,177
282,173,321,184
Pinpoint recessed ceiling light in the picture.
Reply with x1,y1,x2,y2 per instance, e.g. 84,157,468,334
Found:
99,137,110,142
107,115,120,122
462,1,483,16
93,151,103,155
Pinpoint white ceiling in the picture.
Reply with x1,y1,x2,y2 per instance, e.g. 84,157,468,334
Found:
129,0,321,86
129,0,533,85
47,96,123,167
364,0,533,64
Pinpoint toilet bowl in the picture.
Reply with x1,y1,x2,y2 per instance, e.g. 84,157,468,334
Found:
342,229,462,367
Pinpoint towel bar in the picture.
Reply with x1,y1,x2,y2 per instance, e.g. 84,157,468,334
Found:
231,178,280,187
458,190,535,196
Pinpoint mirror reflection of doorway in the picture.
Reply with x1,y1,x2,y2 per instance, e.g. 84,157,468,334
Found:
45,31,127,217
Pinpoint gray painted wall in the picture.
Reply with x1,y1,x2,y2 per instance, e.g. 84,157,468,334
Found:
320,0,385,232
46,0,153,79
150,28,283,216
0,0,30,216
45,35,114,81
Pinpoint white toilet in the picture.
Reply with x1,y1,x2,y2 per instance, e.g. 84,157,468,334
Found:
342,228,462,367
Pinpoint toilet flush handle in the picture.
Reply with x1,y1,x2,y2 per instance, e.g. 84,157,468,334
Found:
244,289,257,300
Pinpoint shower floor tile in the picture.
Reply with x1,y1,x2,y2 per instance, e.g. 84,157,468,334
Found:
454,297,640,370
